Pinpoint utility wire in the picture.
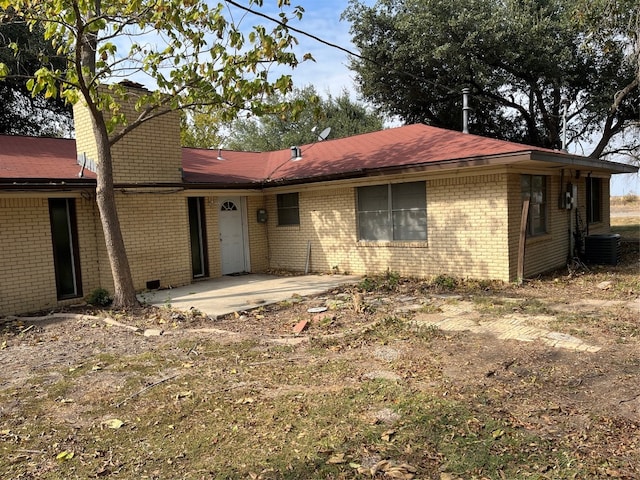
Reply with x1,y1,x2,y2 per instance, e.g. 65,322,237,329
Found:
223,0,459,96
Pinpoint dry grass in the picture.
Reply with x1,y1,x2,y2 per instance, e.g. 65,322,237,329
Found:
1,239,639,479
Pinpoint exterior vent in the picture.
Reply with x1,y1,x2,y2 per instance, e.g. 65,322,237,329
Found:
584,234,621,265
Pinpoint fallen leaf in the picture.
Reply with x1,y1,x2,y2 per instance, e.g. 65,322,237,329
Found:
103,419,124,429
492,428,505,439
381,429,396,441
176,391,193,399
327,453,346,464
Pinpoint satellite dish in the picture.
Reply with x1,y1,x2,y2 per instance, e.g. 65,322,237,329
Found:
317,127,331,141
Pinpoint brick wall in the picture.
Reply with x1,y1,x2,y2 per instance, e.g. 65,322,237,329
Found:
508,173,570,279
246,195,269,272
266,173,512,281
0,197,58,314
0,195,104,316
113,193,192,290
507,172,613,280
0,191,197,316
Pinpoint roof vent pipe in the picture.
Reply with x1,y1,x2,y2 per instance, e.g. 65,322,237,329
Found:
561,99,569,151
462,88,471,134
290,146,302,161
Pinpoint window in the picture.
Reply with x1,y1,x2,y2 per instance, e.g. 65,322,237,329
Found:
521,175,547,236
277,193,300,225
586,177,602,223
357,182,427,241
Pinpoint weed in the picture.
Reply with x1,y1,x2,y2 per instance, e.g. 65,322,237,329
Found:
357,270,401,292
414,323,442,341
419,303,441,314
432,274,458,290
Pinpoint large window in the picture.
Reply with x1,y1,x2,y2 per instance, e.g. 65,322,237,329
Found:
521,175,547,236
586,177,602,224
357,181,427,241
277,193,300,226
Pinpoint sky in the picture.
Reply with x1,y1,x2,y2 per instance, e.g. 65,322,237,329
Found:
253,0,363,98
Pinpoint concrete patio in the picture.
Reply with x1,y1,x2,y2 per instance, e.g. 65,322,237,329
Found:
138,273,361,317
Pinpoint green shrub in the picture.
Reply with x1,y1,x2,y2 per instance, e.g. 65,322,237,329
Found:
86,288,112,307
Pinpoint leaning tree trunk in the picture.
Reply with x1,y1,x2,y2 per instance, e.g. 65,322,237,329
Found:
93,119,138,309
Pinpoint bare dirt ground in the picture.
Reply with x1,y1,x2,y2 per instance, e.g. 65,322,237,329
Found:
0,213,638,479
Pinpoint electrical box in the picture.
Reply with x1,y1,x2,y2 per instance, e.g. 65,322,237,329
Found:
563,183,577,210
257,208,268,223
565,191,573,209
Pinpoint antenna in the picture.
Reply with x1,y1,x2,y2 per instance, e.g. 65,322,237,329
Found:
317,127,331,141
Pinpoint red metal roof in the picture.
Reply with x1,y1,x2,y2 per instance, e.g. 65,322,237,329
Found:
0,135,94,180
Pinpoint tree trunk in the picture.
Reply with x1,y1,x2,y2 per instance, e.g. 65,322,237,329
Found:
93,118,138,309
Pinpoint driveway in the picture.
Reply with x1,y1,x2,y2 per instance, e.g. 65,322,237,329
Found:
138,273,361,317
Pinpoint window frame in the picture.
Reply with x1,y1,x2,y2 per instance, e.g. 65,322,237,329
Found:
521,174,548,237
357,181,427,242
586,177,602,224
276,192,300,226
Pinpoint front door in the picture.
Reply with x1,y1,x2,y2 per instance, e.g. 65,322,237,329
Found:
219,197,248,275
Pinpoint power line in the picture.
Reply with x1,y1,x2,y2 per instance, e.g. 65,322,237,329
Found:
223,0,458,96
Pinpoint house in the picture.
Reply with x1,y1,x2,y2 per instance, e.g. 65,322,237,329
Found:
1,88,636,316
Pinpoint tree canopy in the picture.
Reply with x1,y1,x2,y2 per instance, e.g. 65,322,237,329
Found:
221,85,384,151
0,10,72,136
343,0,639,159
0,0,308,308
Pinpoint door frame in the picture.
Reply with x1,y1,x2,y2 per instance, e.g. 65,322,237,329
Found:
48,198,82,299
188,197,209,279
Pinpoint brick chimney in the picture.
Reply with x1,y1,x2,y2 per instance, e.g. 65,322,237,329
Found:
73,82,183,184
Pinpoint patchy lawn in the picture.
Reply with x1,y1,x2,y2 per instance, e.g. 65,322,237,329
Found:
1,212,638,479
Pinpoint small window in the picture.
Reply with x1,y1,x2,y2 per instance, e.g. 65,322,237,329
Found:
357,182,427,241
521,174,547,236
277,193,300,226
586,177,602,224
221,201,238,211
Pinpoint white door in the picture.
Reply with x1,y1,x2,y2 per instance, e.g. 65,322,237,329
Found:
219,197,248,275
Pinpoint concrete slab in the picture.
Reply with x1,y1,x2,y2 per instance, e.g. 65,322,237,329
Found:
138,274,360,317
